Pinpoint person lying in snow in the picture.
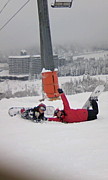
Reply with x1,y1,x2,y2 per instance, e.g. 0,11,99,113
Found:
21,103,47,122
48,88,99,123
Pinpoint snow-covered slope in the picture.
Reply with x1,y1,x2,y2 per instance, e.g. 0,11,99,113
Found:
0,91,108,180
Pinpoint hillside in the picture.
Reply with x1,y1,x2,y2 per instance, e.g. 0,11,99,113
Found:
0,91,108,180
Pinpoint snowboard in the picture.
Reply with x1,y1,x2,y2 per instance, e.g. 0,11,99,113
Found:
82,84,105,109
8,106,55,117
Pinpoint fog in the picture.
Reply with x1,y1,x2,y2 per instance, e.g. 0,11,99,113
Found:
0,0,108,53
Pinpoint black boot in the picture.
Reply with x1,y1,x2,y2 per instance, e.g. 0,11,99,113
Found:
91,99,99,115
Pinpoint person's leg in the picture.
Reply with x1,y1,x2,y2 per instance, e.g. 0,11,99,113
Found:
21,109,32,119
87,100,99,121
91,99,99,114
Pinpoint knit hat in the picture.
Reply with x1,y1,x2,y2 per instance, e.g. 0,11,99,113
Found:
54,108,60,116
38,103,46,111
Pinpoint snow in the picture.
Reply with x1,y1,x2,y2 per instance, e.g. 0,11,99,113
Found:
41,68,52,73
0,90,108,180
1,74,108,96
41,68,58,73
9,55,30,58
73,51,108,60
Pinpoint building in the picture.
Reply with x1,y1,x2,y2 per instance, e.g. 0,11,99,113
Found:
30,55,42,76
53,54,59,68
8,52,66,76
8,55,30,75
58,57,66,67
53,55,66,68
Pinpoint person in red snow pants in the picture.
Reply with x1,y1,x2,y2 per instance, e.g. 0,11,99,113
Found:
48,88,99,123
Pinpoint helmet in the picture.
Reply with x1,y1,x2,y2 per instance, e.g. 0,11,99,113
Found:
54,108,60,116
38,103,46,111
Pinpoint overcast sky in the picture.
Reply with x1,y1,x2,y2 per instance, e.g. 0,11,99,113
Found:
0,0,108,53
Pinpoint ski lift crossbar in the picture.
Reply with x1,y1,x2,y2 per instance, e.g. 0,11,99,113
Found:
51,0,73,8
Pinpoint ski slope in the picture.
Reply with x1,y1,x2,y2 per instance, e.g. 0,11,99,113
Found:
0,91,108,180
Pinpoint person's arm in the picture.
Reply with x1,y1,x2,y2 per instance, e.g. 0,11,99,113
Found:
48,117,61,122
58,89,70,110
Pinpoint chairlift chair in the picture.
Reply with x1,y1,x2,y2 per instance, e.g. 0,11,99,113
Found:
51,0,73,8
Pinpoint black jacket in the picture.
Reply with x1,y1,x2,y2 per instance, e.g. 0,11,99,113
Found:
32,107,45,120
22,107,45,121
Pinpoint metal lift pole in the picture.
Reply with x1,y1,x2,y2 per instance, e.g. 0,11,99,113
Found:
37,0,54,71
36,0,73,100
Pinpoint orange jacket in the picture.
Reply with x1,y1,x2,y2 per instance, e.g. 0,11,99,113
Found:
48,93,88,123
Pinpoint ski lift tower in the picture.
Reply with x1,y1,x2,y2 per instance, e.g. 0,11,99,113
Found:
37,0,73,100
37,0,54,71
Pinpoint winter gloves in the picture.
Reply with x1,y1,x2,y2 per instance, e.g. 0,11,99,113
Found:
58,88,63,94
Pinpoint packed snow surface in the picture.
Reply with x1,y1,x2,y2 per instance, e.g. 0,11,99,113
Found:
0,91,108,180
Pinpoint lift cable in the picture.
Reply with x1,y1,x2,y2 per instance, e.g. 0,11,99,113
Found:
0,0,30,32
0,0,11,15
